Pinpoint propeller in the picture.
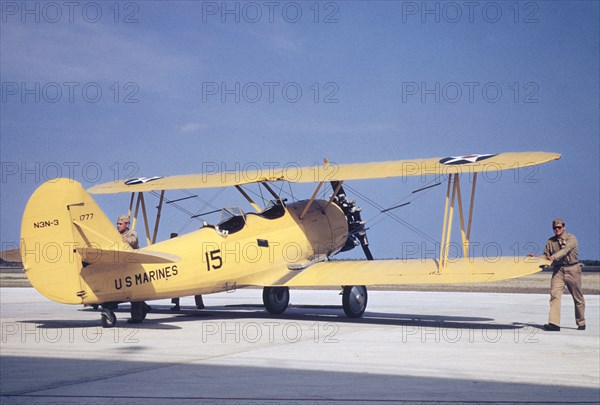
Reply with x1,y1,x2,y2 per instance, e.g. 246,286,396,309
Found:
330,181,374,260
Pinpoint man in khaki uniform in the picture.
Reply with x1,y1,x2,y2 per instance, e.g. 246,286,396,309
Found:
116,215,150,323
543,218,585,331
117,214,139,249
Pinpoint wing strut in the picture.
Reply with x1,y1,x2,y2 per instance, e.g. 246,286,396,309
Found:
138,193,152,247
127,191,166,247
235,185,261,212
261,182,281,200
127,192,135,217
439,175,456,271
151,191,165,244
300,181,324,220
439,174,478,271
466,173,478,250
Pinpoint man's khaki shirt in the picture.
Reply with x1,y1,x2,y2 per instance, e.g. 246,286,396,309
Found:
543,232,579,267
122,230,139,249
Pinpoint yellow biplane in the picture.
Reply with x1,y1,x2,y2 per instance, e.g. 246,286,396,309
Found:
10,151,558,327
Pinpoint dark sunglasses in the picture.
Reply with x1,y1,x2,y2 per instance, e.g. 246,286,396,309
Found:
553,226,563,230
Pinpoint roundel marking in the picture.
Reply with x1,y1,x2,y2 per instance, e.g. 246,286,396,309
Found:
439,154,498,165
124,176,164,185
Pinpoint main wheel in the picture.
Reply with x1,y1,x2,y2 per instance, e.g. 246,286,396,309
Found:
101,309,117,328
263,286,290,315
342,285,368,318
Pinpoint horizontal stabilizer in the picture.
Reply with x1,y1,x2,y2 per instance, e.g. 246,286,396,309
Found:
76,248,180,265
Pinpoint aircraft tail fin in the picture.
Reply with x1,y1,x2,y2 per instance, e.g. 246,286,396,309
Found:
20,178,126,304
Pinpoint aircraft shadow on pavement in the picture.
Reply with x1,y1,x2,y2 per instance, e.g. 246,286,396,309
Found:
156,305,518,330
25,303,523,331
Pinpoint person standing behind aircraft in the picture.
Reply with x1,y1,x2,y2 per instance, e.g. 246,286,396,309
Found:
170,295,205,311
117,214,139,249
169,232,205,311
541,218,585,331
116,215,150,323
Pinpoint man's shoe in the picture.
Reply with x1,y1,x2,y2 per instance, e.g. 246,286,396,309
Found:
170,305,180,311
577,325,586,330
543,323,560,331
127,318,142,324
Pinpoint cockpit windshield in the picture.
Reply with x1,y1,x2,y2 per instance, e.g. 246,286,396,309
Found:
259,199,286,219
219,207,244,224
217,207,246,234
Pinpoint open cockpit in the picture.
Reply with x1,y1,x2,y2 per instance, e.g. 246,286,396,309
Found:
202,199,287,237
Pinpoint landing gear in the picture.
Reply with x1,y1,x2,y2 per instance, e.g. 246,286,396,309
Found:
100,302,119,328
342,285,368,318
101,308,116,328
263,286,290,314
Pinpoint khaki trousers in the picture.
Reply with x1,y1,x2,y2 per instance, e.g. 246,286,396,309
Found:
549,264,585,327
130,301,151,321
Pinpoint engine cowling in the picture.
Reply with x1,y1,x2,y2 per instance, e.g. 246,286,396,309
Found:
286,199,348,259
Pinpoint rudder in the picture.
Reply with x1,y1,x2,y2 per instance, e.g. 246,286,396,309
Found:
20,178,125,304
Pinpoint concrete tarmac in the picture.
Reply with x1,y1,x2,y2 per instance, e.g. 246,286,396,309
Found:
1,288,598,404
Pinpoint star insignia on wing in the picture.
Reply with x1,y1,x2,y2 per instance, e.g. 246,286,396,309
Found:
439,154,497,165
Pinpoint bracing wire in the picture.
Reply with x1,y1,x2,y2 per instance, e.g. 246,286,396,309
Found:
343,182,440,245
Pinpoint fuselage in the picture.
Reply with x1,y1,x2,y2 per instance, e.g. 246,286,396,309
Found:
80,199,348,304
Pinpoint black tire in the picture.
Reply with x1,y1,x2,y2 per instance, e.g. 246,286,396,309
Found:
342,285,368,318
263,286,290,315
101,309,117,328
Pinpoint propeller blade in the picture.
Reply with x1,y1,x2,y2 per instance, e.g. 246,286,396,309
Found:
358,235,374,260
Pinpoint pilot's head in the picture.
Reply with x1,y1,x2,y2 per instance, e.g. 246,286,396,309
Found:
117,215,131,234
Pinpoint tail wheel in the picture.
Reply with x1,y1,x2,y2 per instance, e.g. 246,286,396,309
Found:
101,309,117,328
342,285,368,318
263,286,290,315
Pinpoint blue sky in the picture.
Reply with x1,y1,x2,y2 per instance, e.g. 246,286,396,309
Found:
1,1,598,260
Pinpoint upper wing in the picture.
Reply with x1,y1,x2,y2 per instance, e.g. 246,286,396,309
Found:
88,151,560,194
237,256,550,287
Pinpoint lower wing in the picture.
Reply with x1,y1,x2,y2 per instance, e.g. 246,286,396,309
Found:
241,256,549,287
